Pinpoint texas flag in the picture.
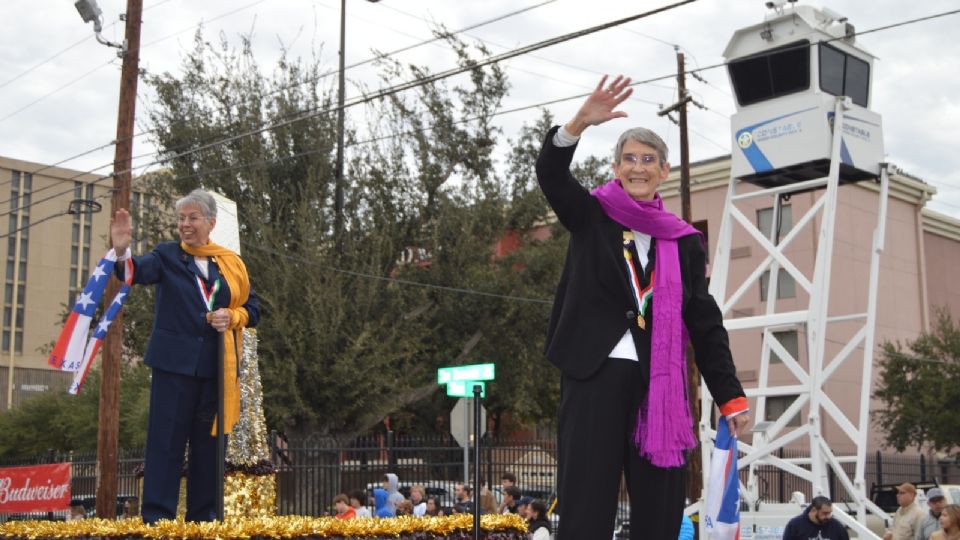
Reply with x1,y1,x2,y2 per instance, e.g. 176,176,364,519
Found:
704,415,741,540
48,249,133,394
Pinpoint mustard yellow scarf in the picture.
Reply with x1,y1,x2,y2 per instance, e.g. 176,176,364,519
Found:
180,241,251,435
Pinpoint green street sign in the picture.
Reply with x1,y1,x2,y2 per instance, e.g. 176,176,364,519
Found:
437,363,495,384
446,380,485,398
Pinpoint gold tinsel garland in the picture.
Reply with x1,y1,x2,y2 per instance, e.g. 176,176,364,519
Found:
0,513,528,539
225,472,276,519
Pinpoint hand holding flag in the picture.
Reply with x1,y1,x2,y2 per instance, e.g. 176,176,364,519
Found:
705,415,741,540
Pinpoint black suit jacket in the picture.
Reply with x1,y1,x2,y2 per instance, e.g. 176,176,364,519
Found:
535,126,744,406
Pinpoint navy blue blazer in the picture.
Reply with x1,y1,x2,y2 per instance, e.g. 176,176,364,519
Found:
115,242,260,377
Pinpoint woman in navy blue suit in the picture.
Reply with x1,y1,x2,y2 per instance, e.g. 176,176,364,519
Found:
111,189,259,523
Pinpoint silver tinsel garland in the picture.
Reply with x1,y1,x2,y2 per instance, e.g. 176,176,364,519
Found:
226,328,271,466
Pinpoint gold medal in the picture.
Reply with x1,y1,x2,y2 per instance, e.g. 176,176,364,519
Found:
637,314,646,330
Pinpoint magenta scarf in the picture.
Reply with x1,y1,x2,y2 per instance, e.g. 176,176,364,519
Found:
592,179,701,468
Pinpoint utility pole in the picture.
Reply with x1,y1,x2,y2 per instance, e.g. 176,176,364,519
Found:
95,0,141,519
333,0,347,255
658,48,701,502
333,0,381,256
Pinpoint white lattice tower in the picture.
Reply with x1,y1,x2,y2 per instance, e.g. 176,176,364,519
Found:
698,97,889,539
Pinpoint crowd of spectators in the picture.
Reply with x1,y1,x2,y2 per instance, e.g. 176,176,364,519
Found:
330,472,554,538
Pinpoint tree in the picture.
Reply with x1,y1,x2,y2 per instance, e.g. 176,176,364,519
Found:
0,364,151,459
139,30,556,437
873,309,960,455
130,28,623,439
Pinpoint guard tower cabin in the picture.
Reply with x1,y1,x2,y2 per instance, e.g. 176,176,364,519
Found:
725,3,883,188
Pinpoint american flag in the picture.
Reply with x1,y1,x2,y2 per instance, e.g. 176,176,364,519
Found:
705,415,741,540
48,249,133,394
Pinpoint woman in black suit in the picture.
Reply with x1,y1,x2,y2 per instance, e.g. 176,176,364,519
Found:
535,75,750,540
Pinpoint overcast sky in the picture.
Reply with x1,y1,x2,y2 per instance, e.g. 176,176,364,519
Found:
2,0,959,218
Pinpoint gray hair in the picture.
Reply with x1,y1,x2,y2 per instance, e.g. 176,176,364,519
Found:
175,189,217,220
614,127,669,165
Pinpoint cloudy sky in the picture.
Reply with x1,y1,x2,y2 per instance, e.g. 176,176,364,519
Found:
2,0,958,217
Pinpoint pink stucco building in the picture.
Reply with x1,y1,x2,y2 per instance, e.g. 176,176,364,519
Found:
653,156,955,454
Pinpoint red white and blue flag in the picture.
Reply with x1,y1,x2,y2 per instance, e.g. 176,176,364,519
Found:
704,415,741,540
48,249,133,394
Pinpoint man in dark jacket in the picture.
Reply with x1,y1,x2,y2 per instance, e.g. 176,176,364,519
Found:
535,74,750,540
783,496,850,540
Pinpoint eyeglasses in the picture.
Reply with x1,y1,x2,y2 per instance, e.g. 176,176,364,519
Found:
620,153,660,167
177,213,206,224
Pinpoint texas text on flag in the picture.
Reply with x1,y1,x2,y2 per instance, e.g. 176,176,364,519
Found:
704,415,741,540
48,248,133,394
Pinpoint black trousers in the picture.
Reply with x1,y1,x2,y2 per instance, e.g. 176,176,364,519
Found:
557,357,686,540
141,368,218,524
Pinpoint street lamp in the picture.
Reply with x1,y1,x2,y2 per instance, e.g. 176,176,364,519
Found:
74,0,126,54
334,0,381,254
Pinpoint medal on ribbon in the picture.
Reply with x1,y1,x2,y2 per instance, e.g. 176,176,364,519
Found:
623,231,654,330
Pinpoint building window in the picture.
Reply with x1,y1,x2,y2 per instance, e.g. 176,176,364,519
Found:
728,40,810,106
760,269,796,301
769,329,799,365
765,395,802,427
819,43,869,107
4,171,31,353
757,204,792,241
67,182,94,307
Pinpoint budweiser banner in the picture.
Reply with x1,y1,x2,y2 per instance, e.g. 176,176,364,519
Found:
0,463,71,513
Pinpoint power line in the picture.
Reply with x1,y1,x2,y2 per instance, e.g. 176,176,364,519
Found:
5,0,554,183
258,0,560,101
123,0,561,174
0,69,679,241
684,7,960,79
0,0,267,127
0,182,552,306
0,34,96,91
138,0,267,49
0,59,117,125
375,1,606,76
42,1,694,207
0,189,115,239
243,243,552,305
6,3,956,224
123,84,676,189
132,2,959,190
0,142,118,191
0,0,172,93
0,65,682,240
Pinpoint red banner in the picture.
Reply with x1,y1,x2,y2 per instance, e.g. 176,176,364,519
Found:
0,463,71,513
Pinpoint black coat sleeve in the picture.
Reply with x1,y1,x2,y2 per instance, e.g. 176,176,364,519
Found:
535,126,595,233
681,235,745,406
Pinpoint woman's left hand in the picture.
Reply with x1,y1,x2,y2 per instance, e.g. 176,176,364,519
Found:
727,412,752,437
209,308,231,333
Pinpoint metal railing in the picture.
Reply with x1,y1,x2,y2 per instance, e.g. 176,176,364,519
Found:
3,436,956,525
